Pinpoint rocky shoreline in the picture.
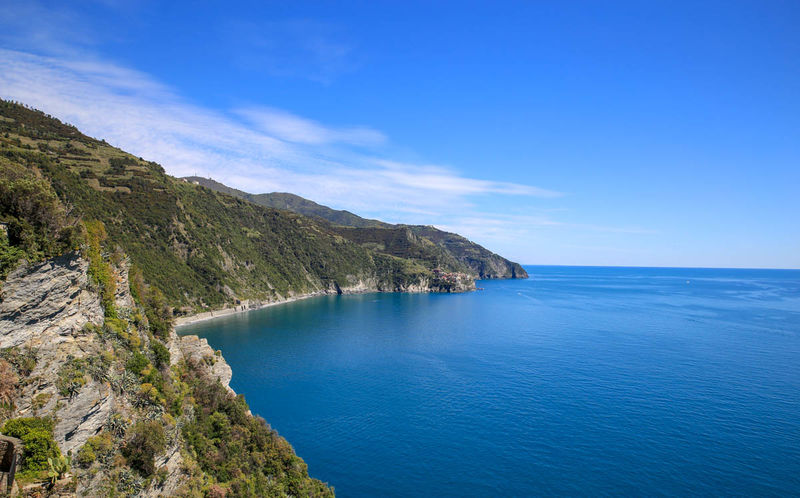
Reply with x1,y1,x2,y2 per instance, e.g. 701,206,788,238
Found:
174,292,333,328
175,272,476,328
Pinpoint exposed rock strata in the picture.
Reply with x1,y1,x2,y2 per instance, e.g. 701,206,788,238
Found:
0,252,108,457
177,335,232,391
0,252,236,496
0,252,103,349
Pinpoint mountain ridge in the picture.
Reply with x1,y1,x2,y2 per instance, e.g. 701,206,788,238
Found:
182,176,528,280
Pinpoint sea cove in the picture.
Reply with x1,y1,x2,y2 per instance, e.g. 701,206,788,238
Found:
181,266,800,496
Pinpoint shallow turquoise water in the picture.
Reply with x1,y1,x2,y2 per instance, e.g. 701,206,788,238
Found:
181,266,800,496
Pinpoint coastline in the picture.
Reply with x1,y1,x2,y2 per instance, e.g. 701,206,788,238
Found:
175,272,479,329
174,290,335,328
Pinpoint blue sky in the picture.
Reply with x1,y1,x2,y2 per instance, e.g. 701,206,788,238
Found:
1,1,798,268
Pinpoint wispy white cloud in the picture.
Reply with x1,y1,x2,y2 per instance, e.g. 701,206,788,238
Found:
236,107,386,146
374,160,562,197
0,0,126,56
0,48,555,221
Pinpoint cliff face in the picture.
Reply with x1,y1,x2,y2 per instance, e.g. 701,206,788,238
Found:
0,252,107,460
0,253,103,350
0,251,319,496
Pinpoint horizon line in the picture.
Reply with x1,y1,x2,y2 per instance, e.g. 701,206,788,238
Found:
518,264,800,271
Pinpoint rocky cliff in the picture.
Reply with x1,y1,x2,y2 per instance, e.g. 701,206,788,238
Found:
0,251,327,496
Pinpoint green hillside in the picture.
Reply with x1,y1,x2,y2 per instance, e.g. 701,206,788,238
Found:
0,100,466,313
182,178,528,279
184,177,390,228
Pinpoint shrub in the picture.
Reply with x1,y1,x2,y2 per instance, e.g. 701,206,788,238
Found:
150,341,170,369
56,356,87,398
126,351,149,376
122,421,166,476
76,445,95,467
76,432,113,467
104,317,126,337
136,383,162,407
1,417,60,476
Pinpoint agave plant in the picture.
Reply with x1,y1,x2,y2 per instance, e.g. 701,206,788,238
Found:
106,413,128,438
66,381,82,400
47,453,71,485
145,404,165,420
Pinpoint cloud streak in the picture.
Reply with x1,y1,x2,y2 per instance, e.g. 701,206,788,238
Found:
0,48,557,219
220,19,360,84
236,107,386,146
0,46,661,264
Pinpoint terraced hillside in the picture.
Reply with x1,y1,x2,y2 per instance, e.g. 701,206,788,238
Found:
0,101,472,314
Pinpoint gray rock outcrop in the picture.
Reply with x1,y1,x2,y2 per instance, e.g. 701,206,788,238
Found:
0,252,103,349
177,335,233,391
0,252,109,455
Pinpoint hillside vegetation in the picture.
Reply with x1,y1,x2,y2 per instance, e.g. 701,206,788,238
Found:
0,100,335,495
0,100,472,314
183,176,528,279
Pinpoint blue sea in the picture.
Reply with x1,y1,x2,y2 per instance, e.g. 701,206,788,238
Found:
180,266,800,496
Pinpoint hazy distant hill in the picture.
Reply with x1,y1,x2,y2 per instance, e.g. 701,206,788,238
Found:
183,176,528,279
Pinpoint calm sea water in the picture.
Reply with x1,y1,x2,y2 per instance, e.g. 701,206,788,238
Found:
181,266,800,496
